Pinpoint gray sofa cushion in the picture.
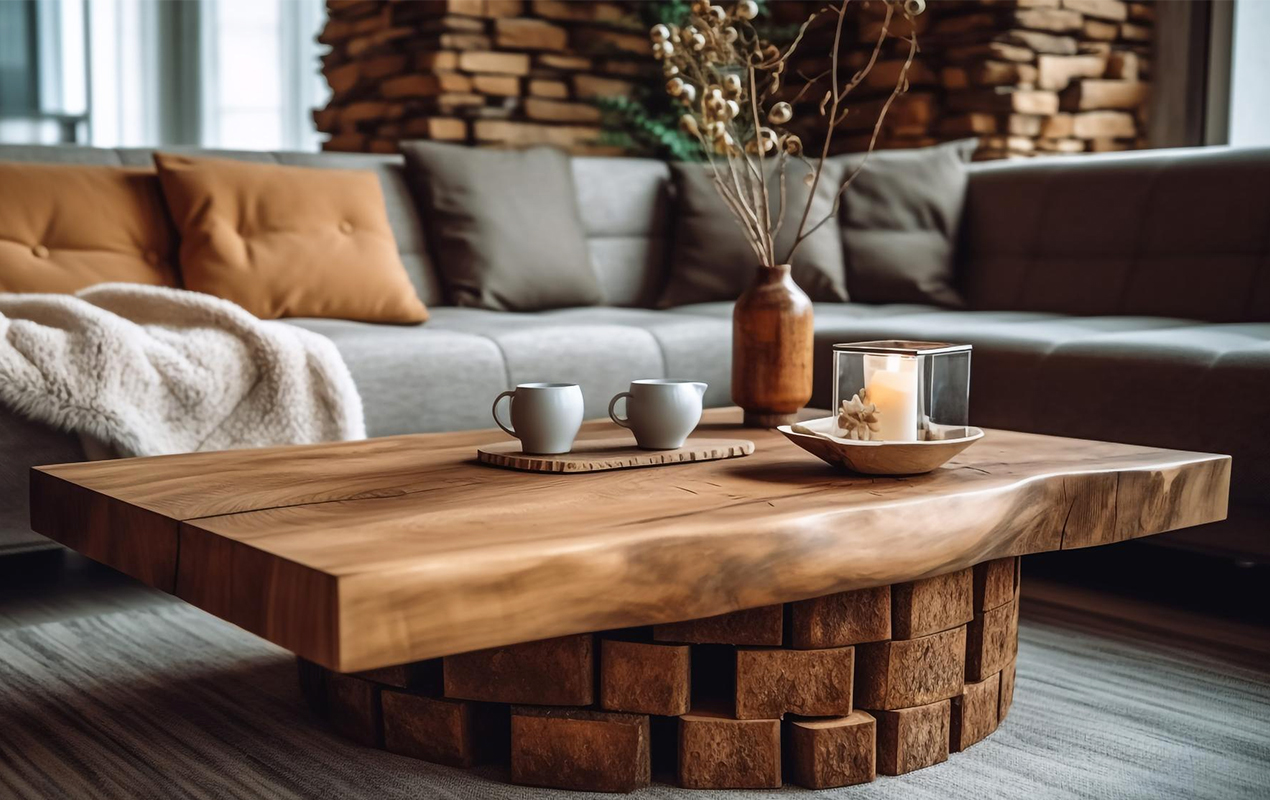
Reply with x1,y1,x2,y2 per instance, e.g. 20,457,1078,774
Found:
835,139,976,308
571,157,672,308
284,318,507,437
401,141,603,312
425,307,733,415
0,410,82,555
962,146,1270,322
659,158,850,307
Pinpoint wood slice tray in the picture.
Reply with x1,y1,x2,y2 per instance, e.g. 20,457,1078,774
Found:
477,437,755,473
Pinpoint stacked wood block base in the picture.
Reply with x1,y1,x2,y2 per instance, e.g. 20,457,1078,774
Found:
300,558,1021,792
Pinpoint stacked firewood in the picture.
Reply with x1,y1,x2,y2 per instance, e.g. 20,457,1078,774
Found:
771,0,1155,159
314,0,655,154
315,0,1154,160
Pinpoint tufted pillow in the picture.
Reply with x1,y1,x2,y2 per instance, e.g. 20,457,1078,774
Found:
0,161,178,293
153,153,427,323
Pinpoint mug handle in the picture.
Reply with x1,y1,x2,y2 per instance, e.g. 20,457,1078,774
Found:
608,391,634,429
492,390,516,437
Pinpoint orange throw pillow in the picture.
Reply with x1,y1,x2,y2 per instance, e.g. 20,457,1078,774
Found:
152,153,427,323
0,162,178,293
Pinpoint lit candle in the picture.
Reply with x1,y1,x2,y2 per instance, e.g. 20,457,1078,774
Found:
864,354,918,442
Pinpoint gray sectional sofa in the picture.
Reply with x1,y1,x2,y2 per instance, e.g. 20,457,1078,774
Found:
1,143,1267,563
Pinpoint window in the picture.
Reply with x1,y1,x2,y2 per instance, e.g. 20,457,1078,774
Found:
0,0,329,151
1228,0,1270,147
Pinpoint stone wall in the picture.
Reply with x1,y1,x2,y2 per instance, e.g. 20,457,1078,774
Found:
315,0,654,154
770,0,1155,159
315,0,1155,160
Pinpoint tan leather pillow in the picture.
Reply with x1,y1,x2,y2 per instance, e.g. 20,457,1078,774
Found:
153,153,427,323
0,162,178,293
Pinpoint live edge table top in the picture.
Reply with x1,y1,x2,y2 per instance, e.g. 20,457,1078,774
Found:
30,408,1230,673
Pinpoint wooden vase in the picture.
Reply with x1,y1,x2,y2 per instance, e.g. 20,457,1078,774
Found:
731,264,814,428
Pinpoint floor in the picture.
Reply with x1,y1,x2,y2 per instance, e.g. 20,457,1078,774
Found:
0,546,1267,799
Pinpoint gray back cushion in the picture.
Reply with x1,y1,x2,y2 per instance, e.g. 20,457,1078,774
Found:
962,146,1270,323
0,144,443,307
571,156,673,307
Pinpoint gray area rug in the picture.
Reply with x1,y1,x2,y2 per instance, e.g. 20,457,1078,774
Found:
0,600,1267,800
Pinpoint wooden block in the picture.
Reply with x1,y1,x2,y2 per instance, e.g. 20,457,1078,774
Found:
654,605,782,646
471,74,520,96
573,74,634,99
511,707,650,793
892,568,972,639
326,62,360,94
362,54,407,80
600,639,690,716
444,634,593,705
1037,137,1085,153
415,51,459,71
1037,53,1107,90
950,672,1001,752
1083,18,1120,40
382,691,476,767
472,119,601,147
677,710,781,789
536,53,591,70
949,89,1061,116
945,42,1036,63
790,585,890,648
997,29,1079,55
532,0,627,23
1011,7,1083,31
784,711,876,789
1071,110,1136,138
973,558,1017,612
1127,2,1154,22
523,97,601,123
1061,79,1148,111
495,17,567,50
401,117,467,140
1063,0,1128,22
324,671,381,747
1119,22,1150,42
323,133,368,152
966,599,1018,681
579,28,649,57
969,60,1041,87
1040,111,1075,138
855,626,966,710
980,135,1036,154
1106,50,1140,81
381,72,472,98
874,700,950,776
457,50,529,75
528,78,568,98
999,659,1017,723
939,113,999,137
735,646,853,719
1007,114,1043,136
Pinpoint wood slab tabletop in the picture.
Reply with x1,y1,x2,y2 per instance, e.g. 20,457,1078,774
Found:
30,408,1230,672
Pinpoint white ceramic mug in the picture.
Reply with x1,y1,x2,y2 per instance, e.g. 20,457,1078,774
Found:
608,379,708,450
492,383,584,455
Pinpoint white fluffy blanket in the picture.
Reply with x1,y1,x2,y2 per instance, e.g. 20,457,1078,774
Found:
0,283,365,458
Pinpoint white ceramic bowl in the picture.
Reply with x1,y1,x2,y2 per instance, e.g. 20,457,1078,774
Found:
778,416,984,475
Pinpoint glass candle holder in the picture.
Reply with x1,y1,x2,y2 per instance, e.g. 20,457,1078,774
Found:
831,341,972,442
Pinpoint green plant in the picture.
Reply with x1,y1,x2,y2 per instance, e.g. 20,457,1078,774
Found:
595,0,780,161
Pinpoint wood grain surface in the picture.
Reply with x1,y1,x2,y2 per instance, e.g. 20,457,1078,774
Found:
477,437,754,473
30,407,1230,672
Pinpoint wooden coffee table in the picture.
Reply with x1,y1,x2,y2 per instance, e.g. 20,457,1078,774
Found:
30,408,1229,791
